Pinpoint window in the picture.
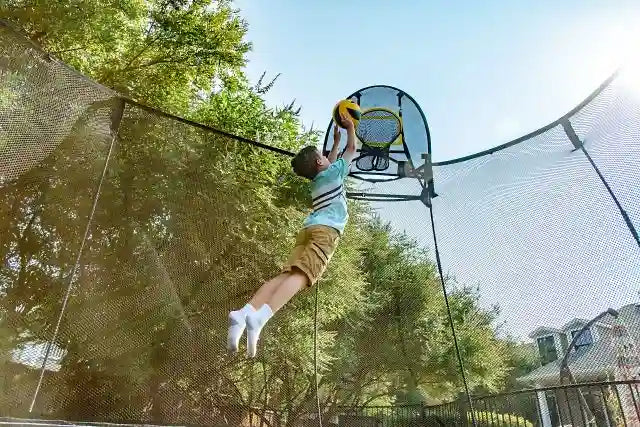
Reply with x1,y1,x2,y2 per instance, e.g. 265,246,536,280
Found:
537,335,558,365
571,328,593,349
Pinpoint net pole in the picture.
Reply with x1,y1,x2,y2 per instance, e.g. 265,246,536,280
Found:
28,99,125,413
580,146,640,248
562,120,640,248
428,205,477,427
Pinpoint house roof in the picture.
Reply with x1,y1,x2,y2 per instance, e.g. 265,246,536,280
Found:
529,318,615,339
561,317,614,331
528,326,562,338
560,318,589,331
516,337,617,385
518,303,640,386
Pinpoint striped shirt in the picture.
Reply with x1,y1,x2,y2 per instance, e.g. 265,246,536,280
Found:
303,158,350,234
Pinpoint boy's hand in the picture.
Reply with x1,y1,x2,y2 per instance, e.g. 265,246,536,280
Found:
340,112,355,132
332,124,340,144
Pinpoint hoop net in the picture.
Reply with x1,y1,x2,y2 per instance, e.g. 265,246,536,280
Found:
356,108,402,148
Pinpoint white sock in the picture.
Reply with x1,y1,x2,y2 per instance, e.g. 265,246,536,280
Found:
246,304,273,358
227,304,255,353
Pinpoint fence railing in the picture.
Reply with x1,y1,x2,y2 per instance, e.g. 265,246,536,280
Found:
6,381,637,426
330,380,640,427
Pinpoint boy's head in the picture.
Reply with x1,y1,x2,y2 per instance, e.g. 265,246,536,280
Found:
291,146,330,180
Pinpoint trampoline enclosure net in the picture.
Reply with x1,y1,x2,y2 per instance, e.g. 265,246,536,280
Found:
1,21,640,427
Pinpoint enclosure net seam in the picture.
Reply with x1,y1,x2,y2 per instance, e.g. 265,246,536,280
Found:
0,19,296,160
432,70,619,166
122,99,296,158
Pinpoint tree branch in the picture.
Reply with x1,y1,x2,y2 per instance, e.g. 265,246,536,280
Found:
120,33,161,72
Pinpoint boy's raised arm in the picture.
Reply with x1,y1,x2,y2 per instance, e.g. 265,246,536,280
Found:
340,112,357,164
327,124,341,163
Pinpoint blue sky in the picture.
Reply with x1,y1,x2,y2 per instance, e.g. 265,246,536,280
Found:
233,1,640,339
234,0,640,162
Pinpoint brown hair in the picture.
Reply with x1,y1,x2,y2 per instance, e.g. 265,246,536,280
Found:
291,146,320,180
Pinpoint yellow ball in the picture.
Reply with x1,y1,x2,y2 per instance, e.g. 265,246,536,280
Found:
333,99,361,129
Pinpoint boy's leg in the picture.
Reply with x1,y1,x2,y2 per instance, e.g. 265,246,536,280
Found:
244,226,338,357
249,273,290,309
226,303,255,353
243,230,310,358
267,270,309,312
226,273,289,353
246,270,308,357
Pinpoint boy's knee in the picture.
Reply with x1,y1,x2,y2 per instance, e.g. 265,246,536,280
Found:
287,267,310,287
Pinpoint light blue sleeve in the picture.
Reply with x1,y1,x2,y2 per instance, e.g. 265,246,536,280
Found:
330,158,350,181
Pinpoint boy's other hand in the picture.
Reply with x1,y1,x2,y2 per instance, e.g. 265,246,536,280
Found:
340,112,355,132
333,124,340,143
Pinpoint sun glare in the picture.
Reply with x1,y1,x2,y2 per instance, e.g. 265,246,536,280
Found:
610,25,640,98
617,53,640,98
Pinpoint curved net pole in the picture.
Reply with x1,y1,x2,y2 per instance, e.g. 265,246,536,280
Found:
29,98,125,413
581,147,640,247
428,204,477,427
562,119,640,248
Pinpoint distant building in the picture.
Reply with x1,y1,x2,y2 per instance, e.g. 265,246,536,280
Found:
517,303,640,427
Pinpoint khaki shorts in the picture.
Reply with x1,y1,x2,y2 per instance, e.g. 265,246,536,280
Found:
282,225,340,286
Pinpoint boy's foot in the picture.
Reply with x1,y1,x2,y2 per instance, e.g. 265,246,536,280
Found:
227,304,255,353
246,304,273,358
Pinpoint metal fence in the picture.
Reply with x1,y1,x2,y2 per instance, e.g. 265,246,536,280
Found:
331,380,640,427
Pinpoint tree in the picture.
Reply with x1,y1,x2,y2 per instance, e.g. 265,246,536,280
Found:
1,0,250,112
320,219,512,407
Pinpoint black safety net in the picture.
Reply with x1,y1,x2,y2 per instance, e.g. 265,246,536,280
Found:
1,19,640,427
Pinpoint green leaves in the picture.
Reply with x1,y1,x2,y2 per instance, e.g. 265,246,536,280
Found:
1,0,249,112
318,217,515,406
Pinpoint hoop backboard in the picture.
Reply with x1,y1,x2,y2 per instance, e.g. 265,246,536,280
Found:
323,85,431,183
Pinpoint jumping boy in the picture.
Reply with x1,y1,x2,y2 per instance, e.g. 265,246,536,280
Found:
227,112,357,357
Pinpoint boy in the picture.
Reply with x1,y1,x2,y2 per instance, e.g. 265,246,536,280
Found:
227,112,357,357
